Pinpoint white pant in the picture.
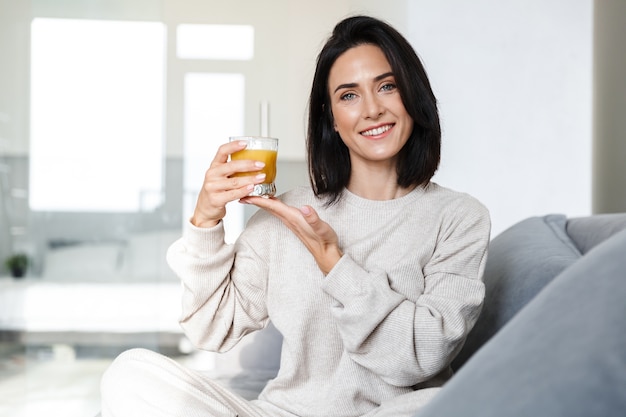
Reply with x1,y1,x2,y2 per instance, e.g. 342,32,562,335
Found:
101,348,274,417
101,348,439,417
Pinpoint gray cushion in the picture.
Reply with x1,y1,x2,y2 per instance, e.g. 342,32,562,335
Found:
416,228,626,417
567,213,626,254
453,214,581,369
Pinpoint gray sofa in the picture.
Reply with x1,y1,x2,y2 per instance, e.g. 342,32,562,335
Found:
95,212,626,416
418,212,626,416
453,212,626,369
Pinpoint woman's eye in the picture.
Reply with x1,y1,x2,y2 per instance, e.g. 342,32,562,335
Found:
381,83,396,92
340,92,356,101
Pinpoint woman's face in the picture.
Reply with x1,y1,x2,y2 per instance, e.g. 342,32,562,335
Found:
328,43,414,169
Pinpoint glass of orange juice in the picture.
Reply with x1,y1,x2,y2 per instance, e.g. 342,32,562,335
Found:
229,136,279,197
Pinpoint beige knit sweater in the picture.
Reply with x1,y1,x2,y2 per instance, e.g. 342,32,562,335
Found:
167,182,490,417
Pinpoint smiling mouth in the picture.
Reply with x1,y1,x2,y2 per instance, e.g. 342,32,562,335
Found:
361,124,393,137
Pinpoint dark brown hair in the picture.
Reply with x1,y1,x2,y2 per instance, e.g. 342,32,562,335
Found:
307,15,441,204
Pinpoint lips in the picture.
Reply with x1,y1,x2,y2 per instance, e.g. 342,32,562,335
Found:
361,123,394,137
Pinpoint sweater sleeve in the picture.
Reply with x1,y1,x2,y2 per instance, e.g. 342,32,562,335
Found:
321,199,490,387
166,220,270,352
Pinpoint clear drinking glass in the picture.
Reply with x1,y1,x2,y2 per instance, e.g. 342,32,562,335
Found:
229,136,279,197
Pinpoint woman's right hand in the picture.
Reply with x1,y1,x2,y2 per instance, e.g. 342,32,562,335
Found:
191,140,267,228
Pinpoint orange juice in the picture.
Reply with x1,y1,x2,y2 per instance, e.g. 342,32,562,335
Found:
230,149,278,183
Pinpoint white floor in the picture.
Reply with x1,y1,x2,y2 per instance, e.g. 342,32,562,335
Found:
0,344,110,417
0,336,274,417
0,343,266,417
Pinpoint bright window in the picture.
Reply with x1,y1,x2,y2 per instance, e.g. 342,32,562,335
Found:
29,18,166,212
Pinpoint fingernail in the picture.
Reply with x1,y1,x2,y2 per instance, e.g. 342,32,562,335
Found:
255,161,265,168
255,173,266,180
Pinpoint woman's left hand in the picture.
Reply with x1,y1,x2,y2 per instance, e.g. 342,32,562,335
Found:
241,196,343,275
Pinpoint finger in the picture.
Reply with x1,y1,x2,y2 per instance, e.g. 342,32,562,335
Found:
225,160,266,178
204,175,266,206
299,206,340,245
210,140,248,168
299,205,315,220
299,205,325,230
244,197,293,217
245,197,310,231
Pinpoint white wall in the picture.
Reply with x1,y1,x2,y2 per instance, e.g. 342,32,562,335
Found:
0,0,595,236
268,0,595,236
407,0,593,235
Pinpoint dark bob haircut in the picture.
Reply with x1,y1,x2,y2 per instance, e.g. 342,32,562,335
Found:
307,15,441,205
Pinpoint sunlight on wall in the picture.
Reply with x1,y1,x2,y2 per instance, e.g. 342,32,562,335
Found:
29,18,166,212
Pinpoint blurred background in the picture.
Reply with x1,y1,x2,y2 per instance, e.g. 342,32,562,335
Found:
1,0,624,416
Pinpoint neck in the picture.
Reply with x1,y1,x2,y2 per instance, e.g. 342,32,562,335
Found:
347,164,415,200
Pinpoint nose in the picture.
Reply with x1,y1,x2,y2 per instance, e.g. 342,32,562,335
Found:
362,92,384,119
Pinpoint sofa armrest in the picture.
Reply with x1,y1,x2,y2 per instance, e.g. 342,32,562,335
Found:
452,214,580,370
566,213,626,254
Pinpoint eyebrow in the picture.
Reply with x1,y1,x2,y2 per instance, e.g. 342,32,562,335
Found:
333,71,394,93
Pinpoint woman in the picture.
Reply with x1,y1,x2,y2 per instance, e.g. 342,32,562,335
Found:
101,15,490,417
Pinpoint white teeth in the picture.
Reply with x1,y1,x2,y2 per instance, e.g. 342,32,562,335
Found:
362,125,392,136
